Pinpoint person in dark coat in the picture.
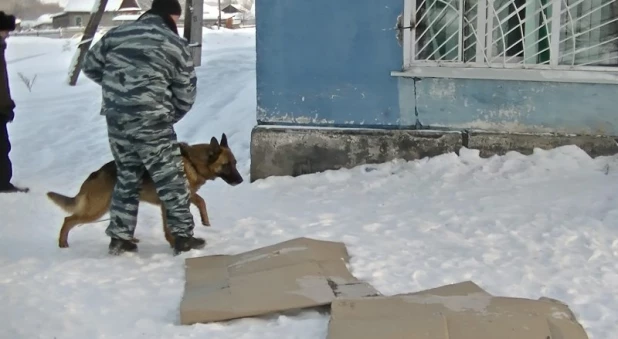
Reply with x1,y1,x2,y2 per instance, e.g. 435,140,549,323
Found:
0,11,27,193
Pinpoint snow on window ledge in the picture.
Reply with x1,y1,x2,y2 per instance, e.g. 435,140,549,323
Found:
390,65,618,85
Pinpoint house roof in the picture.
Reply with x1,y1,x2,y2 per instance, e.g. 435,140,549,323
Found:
113,14,142,21
204,12,237,21
222,3,249,12
203,4,219,14
36,14,54,24
136,0,187,11
30,13,59,27
64,0,140,13
136,0,246,13
135,0,247,20
203,4,237,20
49,12,67,18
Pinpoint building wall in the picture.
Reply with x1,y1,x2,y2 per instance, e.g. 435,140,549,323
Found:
52,14,69,29
53,12,134,28
32,24,54,30
411,78,618,135
256,0,403,128
255,0,618,135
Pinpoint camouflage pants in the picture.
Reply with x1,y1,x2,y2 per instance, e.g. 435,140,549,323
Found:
104,115,195,241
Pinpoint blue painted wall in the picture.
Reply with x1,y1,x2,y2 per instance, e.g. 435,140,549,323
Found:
256,0,408,127
256,0,618,135
414,78,618,135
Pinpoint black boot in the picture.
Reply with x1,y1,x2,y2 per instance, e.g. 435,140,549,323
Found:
108,238,138,255
173,236,206,255
0,183,29,193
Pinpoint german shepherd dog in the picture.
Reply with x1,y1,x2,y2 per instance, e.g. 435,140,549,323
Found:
46,133,243,249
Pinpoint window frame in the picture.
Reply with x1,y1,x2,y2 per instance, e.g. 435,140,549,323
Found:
391,0,618,85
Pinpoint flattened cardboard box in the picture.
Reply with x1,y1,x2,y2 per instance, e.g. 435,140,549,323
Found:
180,237,380,325
327,281,590,339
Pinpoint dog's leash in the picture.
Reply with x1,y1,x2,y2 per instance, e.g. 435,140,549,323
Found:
79,218,110,226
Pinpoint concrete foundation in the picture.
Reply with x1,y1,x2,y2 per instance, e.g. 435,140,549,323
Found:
466,131,618,158
250,126,462,181
250,125,618,182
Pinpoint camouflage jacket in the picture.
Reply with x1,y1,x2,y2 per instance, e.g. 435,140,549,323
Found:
82,13,197,132
0,36,15,121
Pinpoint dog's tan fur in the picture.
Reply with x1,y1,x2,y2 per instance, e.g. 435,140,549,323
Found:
46,134,243,249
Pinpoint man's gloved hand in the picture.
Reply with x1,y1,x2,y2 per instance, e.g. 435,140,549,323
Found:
4,109,14,123
1,100,15,123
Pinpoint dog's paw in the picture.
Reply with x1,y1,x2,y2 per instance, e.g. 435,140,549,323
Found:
130,237,140,243
202,220,211,227
58,240,69,248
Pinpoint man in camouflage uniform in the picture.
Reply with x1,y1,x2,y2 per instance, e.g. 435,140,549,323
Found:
82,0,205,255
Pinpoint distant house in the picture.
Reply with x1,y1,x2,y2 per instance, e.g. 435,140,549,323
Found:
135,0,248,28
203,4,242,28
221,4,248,14
220,3,250,27
32,14,56,30
111,13,142,25
52,0,142,28
136,0,187,14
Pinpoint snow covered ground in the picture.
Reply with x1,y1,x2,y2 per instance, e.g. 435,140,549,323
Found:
1,28,618,339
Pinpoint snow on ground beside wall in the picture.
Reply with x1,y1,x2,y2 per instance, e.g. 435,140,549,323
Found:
1,28,618,339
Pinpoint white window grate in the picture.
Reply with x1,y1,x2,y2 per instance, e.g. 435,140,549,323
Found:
402,0,618,73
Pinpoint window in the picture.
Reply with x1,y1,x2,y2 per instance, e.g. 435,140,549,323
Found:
75,16,83,27
392,0,618,84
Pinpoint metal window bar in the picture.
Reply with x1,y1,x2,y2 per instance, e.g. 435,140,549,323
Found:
406,0,618,70
492,9,530,58
462,1,480,61
458,0,465,60
416,0,462,60
492,0,553,64
403,0,414,67
487,0,528,57
549,0,563,65
475,0,488,62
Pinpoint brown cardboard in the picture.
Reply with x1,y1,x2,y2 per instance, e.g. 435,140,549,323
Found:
327,281,589,339
179,237,380,325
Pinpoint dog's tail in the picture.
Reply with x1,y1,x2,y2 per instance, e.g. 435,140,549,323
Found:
46,192,78,214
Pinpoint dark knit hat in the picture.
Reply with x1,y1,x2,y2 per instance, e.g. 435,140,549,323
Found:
0,11,16,32
150,0,182,16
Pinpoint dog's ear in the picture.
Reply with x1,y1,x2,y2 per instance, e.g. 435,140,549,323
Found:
220,133,228,148
210,136,220,149
208,136,221,162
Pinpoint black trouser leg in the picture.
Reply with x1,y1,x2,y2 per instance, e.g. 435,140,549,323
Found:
0,122,12,189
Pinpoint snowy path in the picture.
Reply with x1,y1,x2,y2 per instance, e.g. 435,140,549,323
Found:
1,28,617,339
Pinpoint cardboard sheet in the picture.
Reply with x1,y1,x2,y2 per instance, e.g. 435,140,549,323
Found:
327,281,589,339
180,237,380,325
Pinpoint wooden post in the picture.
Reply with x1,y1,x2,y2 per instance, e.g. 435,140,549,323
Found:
217,0,221,30
188,0,203,66
183,0,193,41
68,0,108,86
